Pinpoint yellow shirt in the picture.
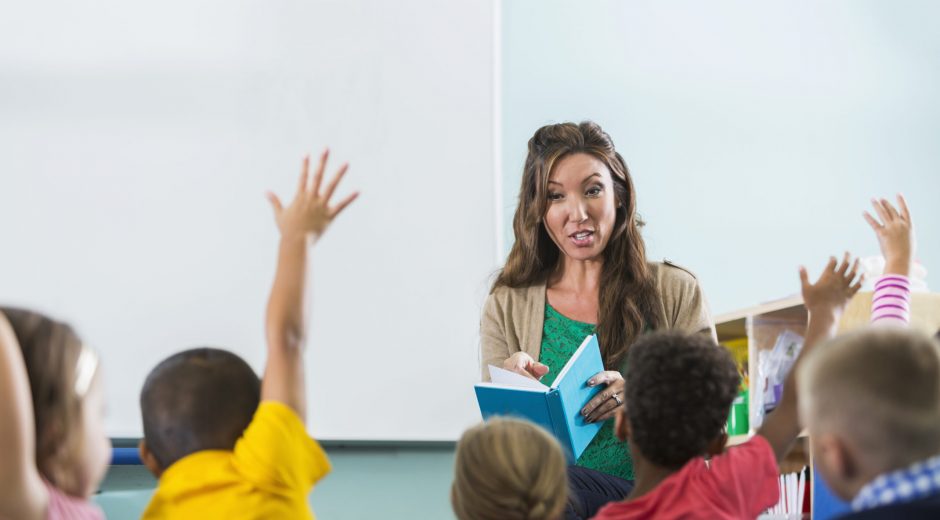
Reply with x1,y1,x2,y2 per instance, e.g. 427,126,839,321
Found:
142,401,331,520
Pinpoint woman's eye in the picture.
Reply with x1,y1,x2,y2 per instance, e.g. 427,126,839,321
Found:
586,185,603,197
547,192,563,201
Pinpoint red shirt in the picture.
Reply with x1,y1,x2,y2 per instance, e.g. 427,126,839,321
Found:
592,435,779,520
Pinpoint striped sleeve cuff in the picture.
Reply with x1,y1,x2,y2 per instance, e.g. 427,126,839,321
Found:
871,275,911,326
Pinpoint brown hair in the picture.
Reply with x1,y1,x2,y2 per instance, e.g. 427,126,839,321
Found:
1,307,89,492
452,418,568,520
494,121,662,368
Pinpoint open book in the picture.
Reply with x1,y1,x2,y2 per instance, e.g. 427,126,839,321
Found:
474,334,605,461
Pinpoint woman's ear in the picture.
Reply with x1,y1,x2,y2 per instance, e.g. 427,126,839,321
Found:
138,439,164,478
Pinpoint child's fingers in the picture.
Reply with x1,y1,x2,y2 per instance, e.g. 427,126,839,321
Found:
845,258,860,283
837,252,851,275
881,198,901,220
849,274,865,294
872,198,892,225
322,163,350,203
330,191,359,218
310,148,329,196
799,266,810,290
296,155,310,196
897,193,912,223
266,192,283,218
863,211,882,232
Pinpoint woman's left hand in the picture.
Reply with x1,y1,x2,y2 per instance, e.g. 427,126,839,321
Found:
580,371,625,423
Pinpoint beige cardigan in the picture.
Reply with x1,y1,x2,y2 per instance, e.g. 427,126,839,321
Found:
479,260,717,381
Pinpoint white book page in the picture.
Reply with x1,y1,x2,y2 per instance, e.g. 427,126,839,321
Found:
487,365,549,391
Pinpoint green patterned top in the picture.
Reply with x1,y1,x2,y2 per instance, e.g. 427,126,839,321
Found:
540,304,634,481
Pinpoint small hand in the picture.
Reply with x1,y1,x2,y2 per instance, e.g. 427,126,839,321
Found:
580,371,625,423
502,352,550,381
266,149,359,242
799,253,864,320
863,194,915,276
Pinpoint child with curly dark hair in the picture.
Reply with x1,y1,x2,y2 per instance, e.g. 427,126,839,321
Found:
592,254,864,519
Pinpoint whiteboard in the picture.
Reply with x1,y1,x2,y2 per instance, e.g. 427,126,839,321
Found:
0,0,496,440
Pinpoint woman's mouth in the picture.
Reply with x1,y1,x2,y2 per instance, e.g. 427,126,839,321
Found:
569,230,595,247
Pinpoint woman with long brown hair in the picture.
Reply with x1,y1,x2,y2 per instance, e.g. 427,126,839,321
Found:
481,121,715,517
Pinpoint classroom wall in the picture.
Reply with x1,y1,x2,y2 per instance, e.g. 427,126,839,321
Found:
501,0,940,315
0,0,496,441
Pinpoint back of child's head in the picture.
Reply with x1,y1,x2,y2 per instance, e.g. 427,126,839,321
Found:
1,306,110,497
140,347,261,470
624,331,740,469
452,417,568,520
798,328,940,473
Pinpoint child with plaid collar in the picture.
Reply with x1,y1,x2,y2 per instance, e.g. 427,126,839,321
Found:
799,196,940,519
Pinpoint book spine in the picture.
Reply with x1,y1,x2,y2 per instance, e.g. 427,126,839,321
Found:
546,389,575,462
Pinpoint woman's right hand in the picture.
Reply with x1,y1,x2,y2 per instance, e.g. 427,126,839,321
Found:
502,352,549,381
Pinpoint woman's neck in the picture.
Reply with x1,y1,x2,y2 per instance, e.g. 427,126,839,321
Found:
549,255,603,293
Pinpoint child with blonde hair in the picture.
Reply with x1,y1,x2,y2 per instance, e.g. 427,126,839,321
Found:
0,308,110,520
797,196,940,518
452,417,569,520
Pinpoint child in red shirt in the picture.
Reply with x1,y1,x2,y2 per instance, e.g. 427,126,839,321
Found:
591,254,863,519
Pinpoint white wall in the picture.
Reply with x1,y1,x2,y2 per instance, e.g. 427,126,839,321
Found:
501,0,940,315
0,0,496,440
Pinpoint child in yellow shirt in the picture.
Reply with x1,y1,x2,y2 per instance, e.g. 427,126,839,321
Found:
137,150,358,519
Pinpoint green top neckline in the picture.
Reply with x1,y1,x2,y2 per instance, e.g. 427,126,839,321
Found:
545,303,597,328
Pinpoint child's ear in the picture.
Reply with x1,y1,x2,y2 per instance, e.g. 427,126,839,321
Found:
138,440,164,478
706,431,728,457
815,433,858,501
614,407,630,442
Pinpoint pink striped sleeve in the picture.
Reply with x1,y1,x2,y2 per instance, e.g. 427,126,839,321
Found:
871,275,911,326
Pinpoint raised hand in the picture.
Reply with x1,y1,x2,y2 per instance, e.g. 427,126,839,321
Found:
799,253,864,320
863,194,915,277
266,149,359,243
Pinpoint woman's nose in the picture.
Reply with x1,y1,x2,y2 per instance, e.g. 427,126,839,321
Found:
568,199,588,223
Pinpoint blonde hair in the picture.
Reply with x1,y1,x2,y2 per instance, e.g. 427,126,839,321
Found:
798,327,940,471
452,418,568,520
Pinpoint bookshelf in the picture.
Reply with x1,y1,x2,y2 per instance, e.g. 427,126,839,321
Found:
716,291,940,517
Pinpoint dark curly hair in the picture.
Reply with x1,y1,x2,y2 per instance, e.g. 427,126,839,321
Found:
624,332,740,469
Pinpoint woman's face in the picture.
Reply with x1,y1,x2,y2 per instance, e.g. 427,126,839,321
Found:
543,152,619,263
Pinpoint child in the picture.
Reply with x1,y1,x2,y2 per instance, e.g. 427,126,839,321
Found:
796,195,940,519
452,417,568,520
137,150,358,519
591,253,864,519
0,308,110,520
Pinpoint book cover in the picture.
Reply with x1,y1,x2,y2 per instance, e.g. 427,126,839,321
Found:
474,334,606,460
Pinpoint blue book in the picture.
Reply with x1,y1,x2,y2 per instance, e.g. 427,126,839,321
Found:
474,334,606,461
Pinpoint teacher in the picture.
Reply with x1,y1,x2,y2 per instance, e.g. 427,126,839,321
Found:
480,121,716,514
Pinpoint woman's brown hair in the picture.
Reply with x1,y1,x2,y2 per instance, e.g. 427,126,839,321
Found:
451,418,568,520
1,307,89,492
494,121,662,369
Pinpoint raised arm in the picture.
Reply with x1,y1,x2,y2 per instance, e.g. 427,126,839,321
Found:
262,150,358,423
757,254,862,462
864,194,914,325
0,312,47,520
